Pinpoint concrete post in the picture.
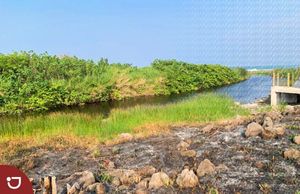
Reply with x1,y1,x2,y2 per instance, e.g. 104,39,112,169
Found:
271,88,279,106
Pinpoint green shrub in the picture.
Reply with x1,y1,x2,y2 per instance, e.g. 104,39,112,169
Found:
0,52,246,114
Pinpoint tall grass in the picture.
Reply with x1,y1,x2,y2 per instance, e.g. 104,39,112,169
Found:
0,93,248,142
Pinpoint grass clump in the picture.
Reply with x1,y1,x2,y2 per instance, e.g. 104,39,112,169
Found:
0,93,248,142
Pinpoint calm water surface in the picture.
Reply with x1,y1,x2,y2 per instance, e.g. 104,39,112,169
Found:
59,75,272,116
1,76,272,120
215,76,272,104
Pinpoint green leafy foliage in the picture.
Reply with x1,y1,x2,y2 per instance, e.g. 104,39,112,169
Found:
151,59,246,94
0,52,246,114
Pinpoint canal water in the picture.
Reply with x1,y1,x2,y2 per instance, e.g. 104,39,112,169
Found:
215,75,272,104
59,75,272,117
0,76,272,129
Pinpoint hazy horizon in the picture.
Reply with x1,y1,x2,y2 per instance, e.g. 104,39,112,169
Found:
1,0,300,67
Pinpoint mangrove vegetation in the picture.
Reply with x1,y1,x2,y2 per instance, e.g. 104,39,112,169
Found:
0,52,247,114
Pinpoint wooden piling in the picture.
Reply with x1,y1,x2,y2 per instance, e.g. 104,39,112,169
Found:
51,177,57,194
41,176,57,194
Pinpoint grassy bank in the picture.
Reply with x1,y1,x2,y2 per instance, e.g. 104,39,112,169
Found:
0,52,247,114
0,93,248,142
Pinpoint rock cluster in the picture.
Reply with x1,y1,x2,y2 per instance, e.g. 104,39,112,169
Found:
47,158,226,193
28,108,300,193
245,116,285,139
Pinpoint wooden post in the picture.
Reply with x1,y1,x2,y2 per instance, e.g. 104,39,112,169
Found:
273,71,276,86
287,73,290,87
51,177,57,194
42,177,51,194
41,176,57,194
277,72,280,86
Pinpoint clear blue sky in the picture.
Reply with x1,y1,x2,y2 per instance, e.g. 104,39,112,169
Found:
1,0,300,67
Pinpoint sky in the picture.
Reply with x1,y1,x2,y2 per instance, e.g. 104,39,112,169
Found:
1,0,300,67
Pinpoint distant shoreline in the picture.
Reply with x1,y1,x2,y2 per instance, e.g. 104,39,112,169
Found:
247,68,273,72
233,65,299,71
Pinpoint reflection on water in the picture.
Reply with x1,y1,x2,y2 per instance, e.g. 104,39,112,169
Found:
1,76,272,119
59,92,198,117
60,76,272,117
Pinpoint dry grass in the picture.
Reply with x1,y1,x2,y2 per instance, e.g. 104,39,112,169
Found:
0,135,99,163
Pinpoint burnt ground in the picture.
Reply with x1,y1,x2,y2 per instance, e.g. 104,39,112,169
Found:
5,109,300,194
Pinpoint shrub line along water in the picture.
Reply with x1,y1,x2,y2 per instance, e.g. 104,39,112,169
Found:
0,52,247,115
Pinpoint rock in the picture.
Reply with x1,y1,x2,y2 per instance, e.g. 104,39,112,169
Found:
137,166,156,177
185,139,193,144
107,161,115,170
262,117,273,129
294,105,300,114
262,127,276,140
118,133,134,142
242,103,258,110
148,172,171,189
283,148,300,160
262,124,285,139
86,183,106,194
63,171,95,190
215,164,229,172
245,122,263,137
177,141,190,151
196,159,216,177
201,124,214,133
136,189,148,194
118,185,129,191
103,160,115,170
95,183,106,194
294,135,300,144
67,182,80,194
109,169,141,185
176,169,198,188
274,126,285,136
136,178,149,189
255,161,265,169
111,177,121,186
265,111,282,121
112,146,120,154
167,170,179,180
285,105,295,114
180,150,197,158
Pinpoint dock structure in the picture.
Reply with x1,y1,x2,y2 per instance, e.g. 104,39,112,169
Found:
271,72,300,105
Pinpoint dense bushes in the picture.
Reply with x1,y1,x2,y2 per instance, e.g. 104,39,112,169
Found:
151,60,245,94
0,52,246,114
